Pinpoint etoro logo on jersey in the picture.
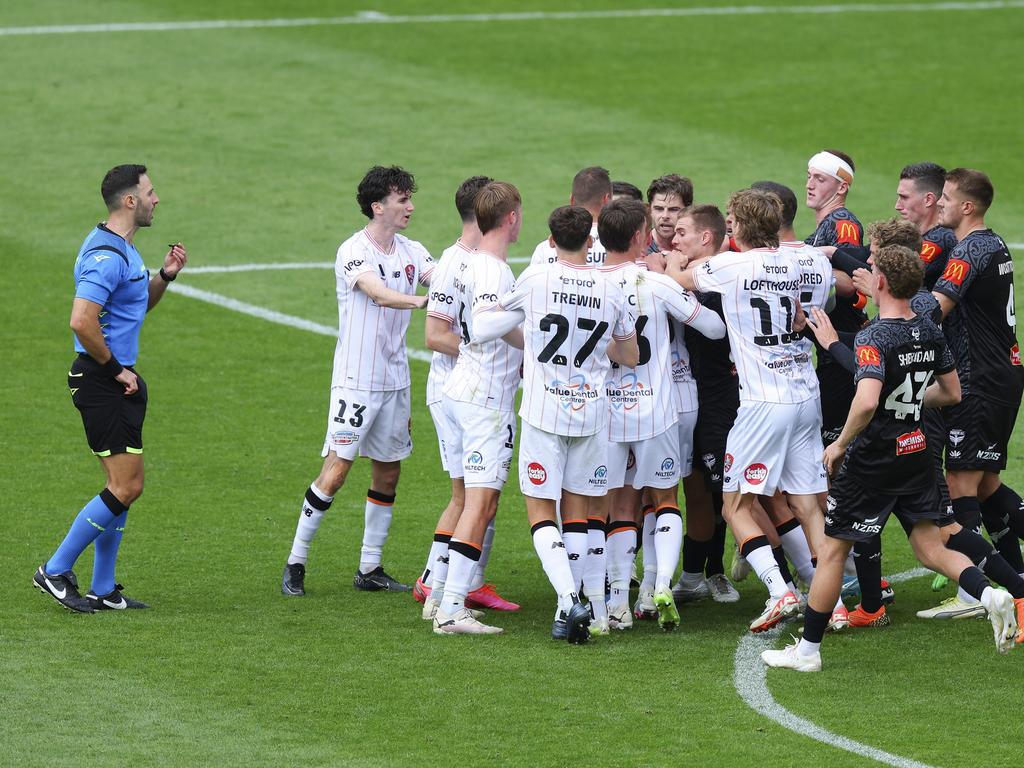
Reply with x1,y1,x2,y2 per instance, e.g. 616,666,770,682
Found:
547,373,596,411
527,462,547,485
744,463,768,485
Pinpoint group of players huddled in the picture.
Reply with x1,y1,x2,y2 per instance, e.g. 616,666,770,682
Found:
280,152,1024,670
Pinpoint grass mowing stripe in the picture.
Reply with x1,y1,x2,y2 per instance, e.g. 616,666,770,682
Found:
2,1,1024,37
734,567,938,768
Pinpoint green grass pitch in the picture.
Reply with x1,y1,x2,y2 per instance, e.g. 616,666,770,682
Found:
3,1,1023,766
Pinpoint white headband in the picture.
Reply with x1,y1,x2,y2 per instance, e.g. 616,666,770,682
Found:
808,151,854,185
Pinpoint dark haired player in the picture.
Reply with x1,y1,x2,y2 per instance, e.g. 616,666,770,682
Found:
763,246,1018,671
35,164,187,612
281,166,434,597
647,174,694,254
531,167,612,266
612,181,644,201
896,162,957,290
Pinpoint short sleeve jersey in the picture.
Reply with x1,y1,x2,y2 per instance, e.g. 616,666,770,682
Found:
73,224,150,366
920,225,957,291
600,262,713,440
845,316,956,493
806,207,868,370
933,229,1024,403
443,252,523,412
692,249,817,404
530,224,607,267
332,229,434,392
425,240,473,406
499,261,634,436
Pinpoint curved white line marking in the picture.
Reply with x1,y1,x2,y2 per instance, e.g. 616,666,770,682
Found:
2,3,1023,37
735,567,938,768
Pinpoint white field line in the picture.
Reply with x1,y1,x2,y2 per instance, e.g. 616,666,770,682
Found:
186,262,333,274
734,567,937,768
2,2,1023,37
167,282,433,363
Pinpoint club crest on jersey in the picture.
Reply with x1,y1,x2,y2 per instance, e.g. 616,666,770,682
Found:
1012,344,1021,366
942,258,970,286
702,453,716,470
920,242,940,263
948,429,965,446
527,462,547,485
855,345,881,367
744,463,768,485
405,264,415,285
895,428,927,456
723,453,734,473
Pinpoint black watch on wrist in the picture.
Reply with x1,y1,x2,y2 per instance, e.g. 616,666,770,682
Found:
159,268,177,282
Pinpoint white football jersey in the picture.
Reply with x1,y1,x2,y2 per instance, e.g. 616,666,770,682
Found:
425,240,473,406
443,251,523,412
781,240,836,400
530,224,607,267
601,262,725,441
332,229,434,392
499,260,634,436
692,248,817,404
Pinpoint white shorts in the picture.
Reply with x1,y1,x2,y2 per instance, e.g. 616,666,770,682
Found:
321,386,412,462
428,401,462,479
723,399,827,496
442,398,515,490
676,408,698,479
518,422,609,499
607,428,680,490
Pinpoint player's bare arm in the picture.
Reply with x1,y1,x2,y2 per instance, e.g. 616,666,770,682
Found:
354,272,428,309
607,331,639,368
923,369,962,409
931,290,957,320
425,315,462,356
823,378,881,476
147,242,187,311
69,298,138,395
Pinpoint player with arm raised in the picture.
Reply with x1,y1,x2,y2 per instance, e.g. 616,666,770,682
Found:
475,206,638,643
281,166,433,597
430,182,525,635
763,245,1018,672
530,167,611,267
666,188,829,633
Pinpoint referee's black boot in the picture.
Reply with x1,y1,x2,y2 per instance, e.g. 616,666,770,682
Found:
86,584,149,610
33,565,95,613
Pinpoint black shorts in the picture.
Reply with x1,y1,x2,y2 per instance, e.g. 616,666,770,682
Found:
693,398,738,492
943,393,1020,472
921,407,953,523
817,363,855,447
824,471,941,542
69,355,147,456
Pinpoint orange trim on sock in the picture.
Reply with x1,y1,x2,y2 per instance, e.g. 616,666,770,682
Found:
655,504,680,513
366,496,393,506
641,504,655,514
586,516,607,523
739,535,760,552
434,528,454,537
450,539,482,552
607,524,635,535
562,518,587,526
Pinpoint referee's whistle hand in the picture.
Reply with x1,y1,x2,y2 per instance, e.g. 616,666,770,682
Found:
165,243,188,275
115,368,139,395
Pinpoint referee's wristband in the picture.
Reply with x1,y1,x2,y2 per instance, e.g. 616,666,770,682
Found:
159,267,177,282
101,356,124,378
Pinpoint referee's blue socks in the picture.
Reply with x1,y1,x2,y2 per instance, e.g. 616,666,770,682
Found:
46,489,127,575
92,511,128,595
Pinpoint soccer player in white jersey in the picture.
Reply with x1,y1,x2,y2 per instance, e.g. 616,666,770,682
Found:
281,166,433,597
475,206,639,643
667,188,830,633
599,199,726,632
416,176,519,615
430,182,526,635
530,167,611,267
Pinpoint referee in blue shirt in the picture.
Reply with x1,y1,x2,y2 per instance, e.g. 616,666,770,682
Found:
34,164,187,612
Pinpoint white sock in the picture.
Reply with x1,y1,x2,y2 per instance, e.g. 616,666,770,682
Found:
582,520,607,618
958,584,980,605
532,522,578,610
745,543,790,600
562,520,588,593
778,523,816,584
425,533,451,590
606,522,637,606
288,484,333,565
653,507,683,593
797,637,820,657
359,490,394,573
469,518,496,591
640,508,657,593
979,585,995,611
843,550,857,579
439,542,479,615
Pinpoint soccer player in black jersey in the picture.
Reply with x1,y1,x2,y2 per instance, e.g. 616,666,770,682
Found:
895,162,958,290
763,246,1019,671
805,149,867,448
923,168,1024,622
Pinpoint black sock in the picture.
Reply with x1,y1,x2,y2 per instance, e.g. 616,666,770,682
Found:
981,485,1024,572
772,546,796,586
705,498,726,576
803,606,830,644
682,534,708,575
853,536,883,613
957,565,989,601
952,496,982,533
948,528,1024,599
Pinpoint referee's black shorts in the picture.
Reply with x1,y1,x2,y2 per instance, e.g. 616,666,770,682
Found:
68,354,147,456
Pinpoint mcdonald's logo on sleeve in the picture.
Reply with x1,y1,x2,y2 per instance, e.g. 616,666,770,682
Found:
920,241,940,263
855,345,881,367
836,220,861,245
942,258,970,286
